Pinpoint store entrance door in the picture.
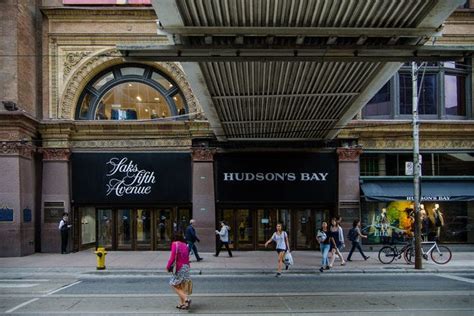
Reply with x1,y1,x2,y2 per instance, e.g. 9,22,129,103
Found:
91,207,191,250
218,208,331,250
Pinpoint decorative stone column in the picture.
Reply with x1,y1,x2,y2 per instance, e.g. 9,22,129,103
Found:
0,142,36,257
191,148,216,253
40,148,71,253
337,147,363,244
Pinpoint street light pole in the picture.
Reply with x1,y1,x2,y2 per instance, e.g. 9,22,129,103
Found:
412,61,422,270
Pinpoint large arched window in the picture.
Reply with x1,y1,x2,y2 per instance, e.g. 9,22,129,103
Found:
76,64,187,120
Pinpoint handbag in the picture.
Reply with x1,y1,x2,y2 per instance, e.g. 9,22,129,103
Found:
181,279,193,295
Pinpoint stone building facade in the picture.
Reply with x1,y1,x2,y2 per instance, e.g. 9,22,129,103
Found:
0,1,473,256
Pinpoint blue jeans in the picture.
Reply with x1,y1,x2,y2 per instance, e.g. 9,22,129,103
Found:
187,242,201,260
320,244,330,267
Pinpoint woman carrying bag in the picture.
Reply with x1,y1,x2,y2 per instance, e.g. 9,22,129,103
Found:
264,222,290,277
166,231,192,310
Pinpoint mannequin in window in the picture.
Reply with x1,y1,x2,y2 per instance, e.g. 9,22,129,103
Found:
178,108,186,115
151,109,159,119
420,204,430,241
380,208,389,244
433,204,445,241
95,101,108,120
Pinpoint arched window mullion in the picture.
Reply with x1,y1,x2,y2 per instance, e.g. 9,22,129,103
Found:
76,64,187,120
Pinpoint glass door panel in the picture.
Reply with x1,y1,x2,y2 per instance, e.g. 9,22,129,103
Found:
256,209,277,249
80,207,96,246
117,209,132,249
156,209,172,250
176,208,191,234
236,209,253,249
295,209,314,249
97,209,113,249
278,208,291,244
136,209,151,249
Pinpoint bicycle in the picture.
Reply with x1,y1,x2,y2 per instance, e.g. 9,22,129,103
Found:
378,239,413,264
404,241,452,265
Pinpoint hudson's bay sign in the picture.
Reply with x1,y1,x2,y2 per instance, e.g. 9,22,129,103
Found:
216,153,337,203
223,172,329,182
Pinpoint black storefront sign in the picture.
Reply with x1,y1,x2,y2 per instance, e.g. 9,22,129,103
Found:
215,153,337,204
72,153,191,204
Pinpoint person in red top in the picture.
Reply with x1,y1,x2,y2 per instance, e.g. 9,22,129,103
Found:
166,232,192,310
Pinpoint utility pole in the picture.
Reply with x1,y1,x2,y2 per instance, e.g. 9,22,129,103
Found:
412,61,422,270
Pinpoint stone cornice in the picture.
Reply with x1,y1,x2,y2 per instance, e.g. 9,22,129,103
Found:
340,120,474,150
192,148,216,162
0,112,40,140
41,7,156,19
41,148,71,161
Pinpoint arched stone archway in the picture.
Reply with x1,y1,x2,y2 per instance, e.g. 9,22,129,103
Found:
59,48,201,120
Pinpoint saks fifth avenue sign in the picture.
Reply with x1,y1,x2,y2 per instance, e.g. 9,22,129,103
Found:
105,158,156,197
223,172,329,182
71,153,191,204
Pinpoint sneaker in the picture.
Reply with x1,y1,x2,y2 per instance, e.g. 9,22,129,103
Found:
319,267,324,273
347,259,352,262
275,272,282,277
213,254,218,257
325,266,330,270
364,256,370,260
197,258,204,262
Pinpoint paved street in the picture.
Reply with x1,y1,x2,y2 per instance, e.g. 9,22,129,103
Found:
0,273,473,315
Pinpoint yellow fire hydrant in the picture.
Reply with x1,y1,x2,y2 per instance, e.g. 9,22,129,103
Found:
94,247,107,270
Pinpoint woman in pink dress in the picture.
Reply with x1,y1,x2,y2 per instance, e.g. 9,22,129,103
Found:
166,232,192,310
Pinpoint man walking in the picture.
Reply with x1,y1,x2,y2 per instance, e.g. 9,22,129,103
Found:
185,219,203,262
347,219,370,261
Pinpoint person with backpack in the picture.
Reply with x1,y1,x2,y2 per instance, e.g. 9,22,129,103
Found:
264,222,290,277
316,221,331,272
214,221,233,257
347,218,370,261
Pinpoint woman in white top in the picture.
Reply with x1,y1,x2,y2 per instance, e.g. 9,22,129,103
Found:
214,221,233,257
264,223,290,277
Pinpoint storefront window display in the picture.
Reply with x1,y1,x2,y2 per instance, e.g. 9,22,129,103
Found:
361,201,474,243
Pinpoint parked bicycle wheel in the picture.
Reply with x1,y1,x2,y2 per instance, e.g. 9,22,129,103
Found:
378,246,396,264
404,246,415,264
431,245,452,264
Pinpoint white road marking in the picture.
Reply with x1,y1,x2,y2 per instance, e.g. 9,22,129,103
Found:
437,274,474,284
0,284,38,288
4,280,82,314
36,290,474,298
4,298,39,314
0,279,50,282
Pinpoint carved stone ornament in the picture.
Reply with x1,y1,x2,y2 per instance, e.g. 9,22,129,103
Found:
63,51,92,79
337,147,363,162
192,148,216,162
0,142,35,159
42,148,71,161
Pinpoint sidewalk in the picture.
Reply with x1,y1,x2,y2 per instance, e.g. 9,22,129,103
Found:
0,249,473,275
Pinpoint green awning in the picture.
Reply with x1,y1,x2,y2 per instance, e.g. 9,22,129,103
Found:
360,181,474,202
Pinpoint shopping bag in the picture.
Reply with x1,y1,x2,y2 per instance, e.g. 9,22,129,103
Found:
284,252,294,266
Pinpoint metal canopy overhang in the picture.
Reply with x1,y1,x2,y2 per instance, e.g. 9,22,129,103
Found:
121,0,469,142
361,181,474,202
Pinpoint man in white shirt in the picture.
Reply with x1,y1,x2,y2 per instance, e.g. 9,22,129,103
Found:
58,213,72,254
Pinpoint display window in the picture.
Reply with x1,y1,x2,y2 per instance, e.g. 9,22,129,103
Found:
361,201,474,243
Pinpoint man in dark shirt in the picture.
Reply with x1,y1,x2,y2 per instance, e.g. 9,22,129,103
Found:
185,219,203,261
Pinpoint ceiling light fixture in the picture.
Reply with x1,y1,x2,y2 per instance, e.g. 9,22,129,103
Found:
136,96,142,102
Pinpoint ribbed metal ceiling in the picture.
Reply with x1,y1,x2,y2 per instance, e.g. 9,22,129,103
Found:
202,61,381,139
177,0,435,28
148,0,461,140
